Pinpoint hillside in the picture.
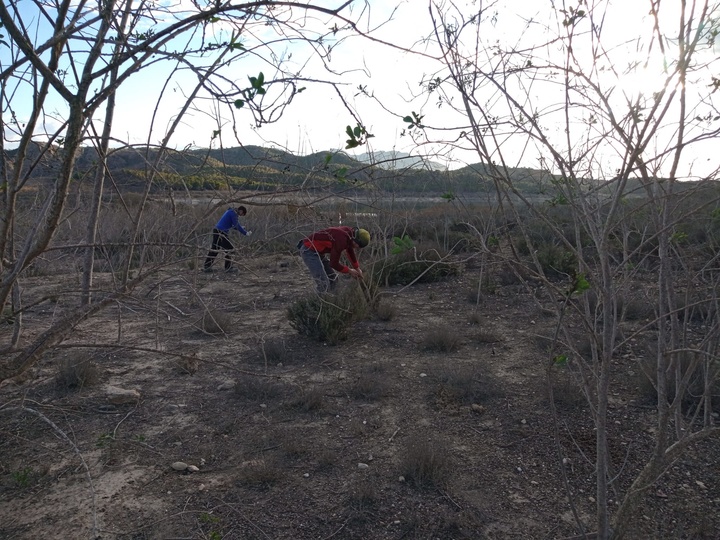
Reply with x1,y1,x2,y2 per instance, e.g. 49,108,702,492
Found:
5,142,603,196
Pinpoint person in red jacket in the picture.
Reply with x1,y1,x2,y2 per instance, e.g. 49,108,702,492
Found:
298,226,370,293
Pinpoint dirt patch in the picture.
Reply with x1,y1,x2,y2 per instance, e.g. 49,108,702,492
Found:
1,253,718,539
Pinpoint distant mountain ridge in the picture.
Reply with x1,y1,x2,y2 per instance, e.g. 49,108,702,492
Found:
6,142,568,196
353,151,446,171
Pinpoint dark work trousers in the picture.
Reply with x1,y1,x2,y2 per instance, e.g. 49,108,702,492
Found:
205,228,235,270
299,245,337,293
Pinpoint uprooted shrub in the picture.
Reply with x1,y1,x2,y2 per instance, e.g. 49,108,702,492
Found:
287,281,370,344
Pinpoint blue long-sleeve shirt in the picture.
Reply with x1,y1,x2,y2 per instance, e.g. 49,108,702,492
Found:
215,208,248,235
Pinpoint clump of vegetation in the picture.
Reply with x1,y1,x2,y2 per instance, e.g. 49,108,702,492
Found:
374,300,397,321
287,385,324,412
422,325,461,352
434,363,499,406
11,466,34,488
236,458,283,489
199,308,233,335
549,365,586,410
287,282,369,343
370,247,460,286
234,376,287,402
399,435,452,489
347,478,379,512
55,356,100,390
259,337,291,365
348,367,387,401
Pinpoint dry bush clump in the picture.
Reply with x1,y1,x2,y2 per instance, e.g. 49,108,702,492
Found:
549,365,586,410
422,325,461,352
370,246,460,286
199,308,233,335
473,328,503,344
287,386,324,412
348,368,387,401
55,356,100,391
434,363,498,406
347,478,378,512
374,300,397,321
259,337,291,365
399,435,452,489
236,458,284,489
287,282,370,344
234,376,287,402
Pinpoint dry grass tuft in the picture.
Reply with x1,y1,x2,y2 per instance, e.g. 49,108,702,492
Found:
55,356,100,391
200,308,233,335
399,435,452,489
422,325,461,352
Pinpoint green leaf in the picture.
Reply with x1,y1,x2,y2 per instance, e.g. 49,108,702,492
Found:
441,192,455,201
297,87,306,93
335,167,348,179
403,116,413,123
391,234,414,254
324,154,332,165
553,354,568,366
345,125,354,138
209,16,220,22
353,126,362,137
345,140,359,149
234,99,245,108
572,273,590,294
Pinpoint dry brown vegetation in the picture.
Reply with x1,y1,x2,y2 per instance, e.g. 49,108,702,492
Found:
1,197,718,540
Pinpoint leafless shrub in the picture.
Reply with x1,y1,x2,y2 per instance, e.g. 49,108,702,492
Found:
399,435,452,489
422,325,460,352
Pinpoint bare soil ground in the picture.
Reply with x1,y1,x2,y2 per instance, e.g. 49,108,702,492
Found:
1,252,718,539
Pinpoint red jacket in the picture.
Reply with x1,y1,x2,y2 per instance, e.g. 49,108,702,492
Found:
302,226,360,274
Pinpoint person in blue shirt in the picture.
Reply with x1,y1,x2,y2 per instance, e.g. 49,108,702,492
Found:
203,206,252,273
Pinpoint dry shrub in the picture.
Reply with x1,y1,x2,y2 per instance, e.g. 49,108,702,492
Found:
549,365,586,410
56,356,100,391
422,325,460,352
370,247,460,287
474,328,503,344
200,308,233,335
399,435,452,489
434,362,498,406
234,376,287,402
287,386,324,412
259,337,290,364
347,478,378,512
287,282,369,344
348,368,387,401
236,458,283,489
636,350,720,412
374,300,397,321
